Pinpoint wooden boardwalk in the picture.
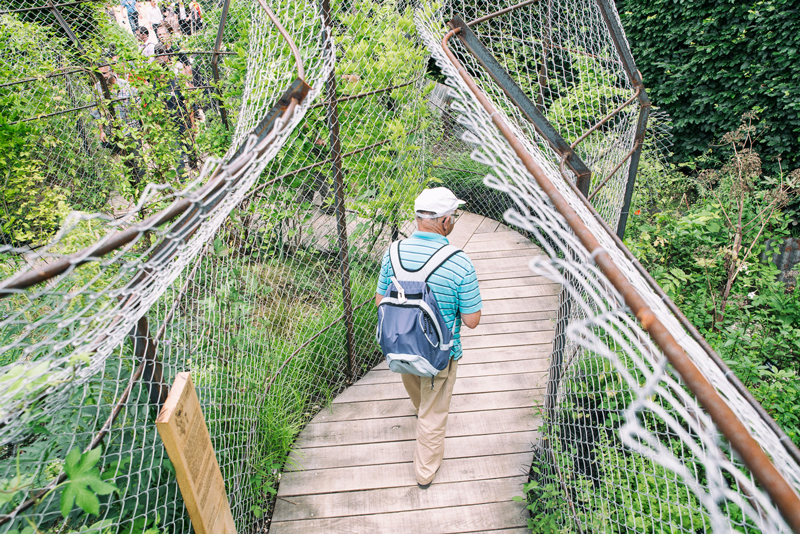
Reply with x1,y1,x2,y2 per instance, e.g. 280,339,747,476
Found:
270,212,560,533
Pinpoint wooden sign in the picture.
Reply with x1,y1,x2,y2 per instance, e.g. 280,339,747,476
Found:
156,372,237,534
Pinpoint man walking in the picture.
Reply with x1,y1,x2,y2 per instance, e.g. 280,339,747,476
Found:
375,187,482,489
120,0,139,32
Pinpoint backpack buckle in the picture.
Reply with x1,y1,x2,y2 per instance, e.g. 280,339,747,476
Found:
391,276,406,303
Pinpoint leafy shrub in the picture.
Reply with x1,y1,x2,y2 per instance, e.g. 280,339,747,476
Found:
616,0,800,173
625,121,800,445
0,118,69,245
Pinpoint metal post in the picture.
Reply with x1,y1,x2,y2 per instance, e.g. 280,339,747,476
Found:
535,0,552,110
616,106,649,238
594,0,648,100
211,0,232,130
321,0,356,380
129,317,169,406
594,0,652,236
544,285,570,421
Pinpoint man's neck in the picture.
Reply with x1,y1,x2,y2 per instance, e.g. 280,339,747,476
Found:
416,221,448,237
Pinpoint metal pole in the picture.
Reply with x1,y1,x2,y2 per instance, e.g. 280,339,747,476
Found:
321,0,356,381
129,317,169,406
545,285,570,421
616,106,648,238
211,0,232,130
441,28,800,528
535,0,552,110
594,0,648,102
594,0,652,235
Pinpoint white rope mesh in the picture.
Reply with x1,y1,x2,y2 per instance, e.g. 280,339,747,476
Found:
417,2,800,531
0,0,334,529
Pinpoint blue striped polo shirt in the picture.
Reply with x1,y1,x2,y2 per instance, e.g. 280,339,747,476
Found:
376,231,482,360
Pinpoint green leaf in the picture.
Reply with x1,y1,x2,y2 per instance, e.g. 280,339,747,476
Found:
60,448,118,518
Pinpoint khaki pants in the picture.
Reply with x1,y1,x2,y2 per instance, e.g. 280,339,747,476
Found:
401,358,459,485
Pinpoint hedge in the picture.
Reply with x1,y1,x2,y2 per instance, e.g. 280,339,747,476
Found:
616,0,800,172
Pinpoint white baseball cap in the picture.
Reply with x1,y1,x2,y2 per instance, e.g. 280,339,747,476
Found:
414,187,465,218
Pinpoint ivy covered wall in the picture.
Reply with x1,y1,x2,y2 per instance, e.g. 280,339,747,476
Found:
616,0,800,171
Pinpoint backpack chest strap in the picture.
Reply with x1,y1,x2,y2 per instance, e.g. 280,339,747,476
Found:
390,241,461,283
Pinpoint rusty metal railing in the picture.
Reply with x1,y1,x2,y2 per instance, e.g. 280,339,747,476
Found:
442,23,800,532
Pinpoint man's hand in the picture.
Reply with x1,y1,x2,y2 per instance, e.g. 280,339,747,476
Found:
462,310,481,329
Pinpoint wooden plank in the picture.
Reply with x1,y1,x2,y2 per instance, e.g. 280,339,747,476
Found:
462,344,553,360
448,212,485,249
463,235,538,253
477,269,541,281
462,320,556,337
295,408,540,448
333,373,546,403
468,248,543,261
462,331,554,350
277,452,534,496
478,311,558,324
311,390,540,423
269,500,529,534
273,476,528,520
372,345,552,370
467,227,521,242
371,343,552,370
472,256,534,274
479,276,557,289
474,217,501,234
155,373,236,534
286,431,538,471
481,285,560,301
482,296,560,315
356,359,549,386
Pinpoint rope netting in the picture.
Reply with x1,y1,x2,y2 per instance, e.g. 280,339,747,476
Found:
417,1,800,532
0,0,433,530
0,0,799,533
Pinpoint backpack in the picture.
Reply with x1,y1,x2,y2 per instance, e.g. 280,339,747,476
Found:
376,241,460,382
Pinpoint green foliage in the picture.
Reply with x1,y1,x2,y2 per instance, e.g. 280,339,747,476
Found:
625,131,800,445
0,17,72,244
59,448,118,518
616,0,800,172
0,118,69,244
545,53,628,142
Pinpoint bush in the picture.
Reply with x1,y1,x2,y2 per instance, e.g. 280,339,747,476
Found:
616,0,800,173
624,120,800,445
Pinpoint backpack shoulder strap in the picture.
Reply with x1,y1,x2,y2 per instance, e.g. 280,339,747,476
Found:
390,241,461,282
389,241,408,280
419,244,461,281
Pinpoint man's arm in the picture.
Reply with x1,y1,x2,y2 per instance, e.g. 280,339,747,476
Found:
462,310,481,329
457,255,482,329
375,250,391,307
